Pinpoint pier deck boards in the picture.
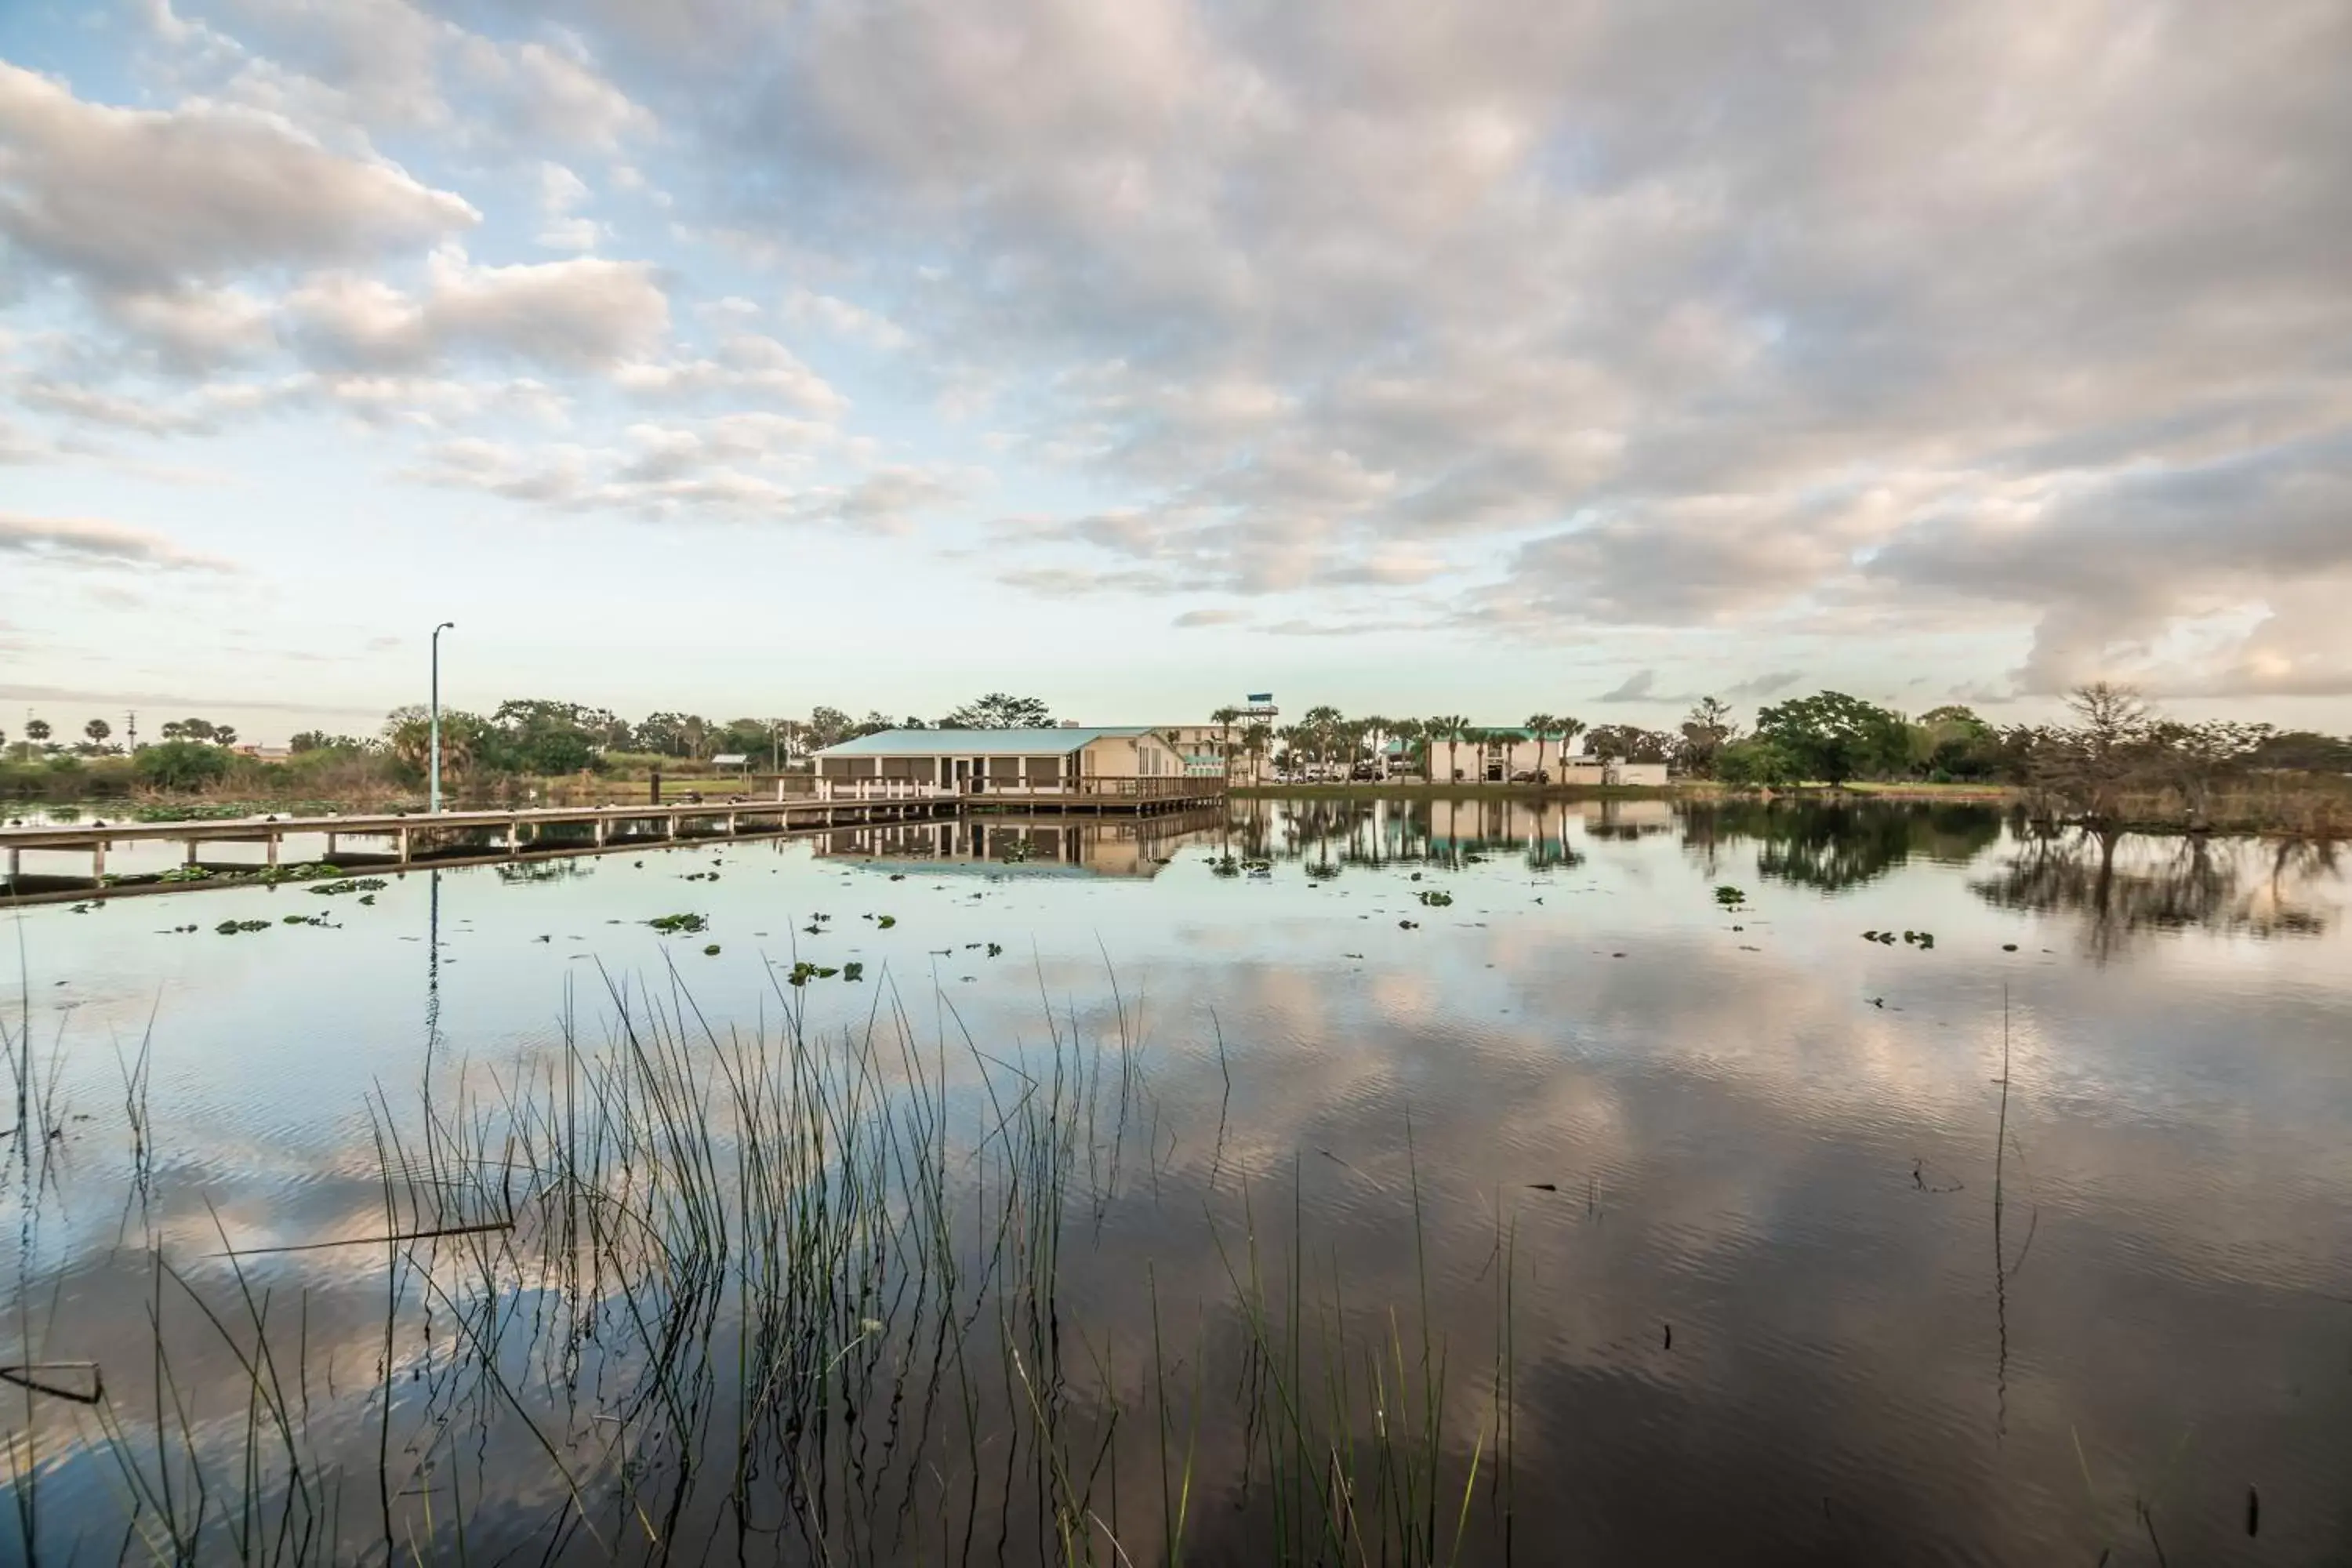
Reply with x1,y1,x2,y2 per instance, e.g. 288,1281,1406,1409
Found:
1,785,1229,904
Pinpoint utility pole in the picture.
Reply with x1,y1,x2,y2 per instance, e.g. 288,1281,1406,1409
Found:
430,621,456,813
125,711,137,752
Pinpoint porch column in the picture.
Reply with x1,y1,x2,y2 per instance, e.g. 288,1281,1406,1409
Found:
93,840,107,880
265,833,278,868
397,826,412,862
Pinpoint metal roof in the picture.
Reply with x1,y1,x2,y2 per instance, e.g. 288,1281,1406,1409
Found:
812,727,1156,757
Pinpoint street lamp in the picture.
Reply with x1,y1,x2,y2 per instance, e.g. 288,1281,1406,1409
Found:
430,621,456,813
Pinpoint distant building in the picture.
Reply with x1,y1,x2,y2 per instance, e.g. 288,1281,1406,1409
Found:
231,743,292,762
809,727,1208,798
1154,723,1263,782
1389,730,1670,786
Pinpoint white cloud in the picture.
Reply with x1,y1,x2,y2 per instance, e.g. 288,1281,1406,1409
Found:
780,287,911,349
0,510,233,571
611,333,847,416
0,60,478,293
287,249,670,372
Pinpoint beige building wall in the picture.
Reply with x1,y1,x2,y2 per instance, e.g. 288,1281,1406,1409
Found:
1080,732,1185,779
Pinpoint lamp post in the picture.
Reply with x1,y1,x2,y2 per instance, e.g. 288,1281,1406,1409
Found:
430,621,456,813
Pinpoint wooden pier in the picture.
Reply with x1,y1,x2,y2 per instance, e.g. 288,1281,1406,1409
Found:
0,797,949,902
1,781,1231,905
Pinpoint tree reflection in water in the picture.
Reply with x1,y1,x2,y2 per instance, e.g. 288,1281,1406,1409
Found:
1973,824,2336,960
1681,800,2003,892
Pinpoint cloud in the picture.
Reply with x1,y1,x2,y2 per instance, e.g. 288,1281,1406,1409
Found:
780,287,911,349
610,334,848,415
1172,608,1243,628
1725,670,1803,700
1596,666,1802,706
0,511,232,571
286,250,670,372
0,60,478,294
448,32,655,152
1596,670,1656,702
403,429,971,528
560,0,2351,667
1866,435,2352,695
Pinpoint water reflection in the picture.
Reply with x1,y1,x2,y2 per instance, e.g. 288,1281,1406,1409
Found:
1678,800,2005,891
812,808,1226,876
5,800,2350,1562
1973,825,2337,957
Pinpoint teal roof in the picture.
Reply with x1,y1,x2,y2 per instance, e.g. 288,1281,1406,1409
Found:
814,727,1154,757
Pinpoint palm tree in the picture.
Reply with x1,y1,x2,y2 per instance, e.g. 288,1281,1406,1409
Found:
1525,713,1559,783
1555,715,1588,771
1211,704,1241,780
84,717,112,751
24,718,52,749
1426,715,1467,782
1388,718,1423,780
1243,720,1272,781
1463,726,1495,782
1301,705,1343,775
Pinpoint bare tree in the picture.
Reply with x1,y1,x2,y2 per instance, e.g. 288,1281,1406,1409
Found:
2044,681,2154,821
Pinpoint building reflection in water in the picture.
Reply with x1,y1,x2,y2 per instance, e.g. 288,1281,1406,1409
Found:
811,808,1228,877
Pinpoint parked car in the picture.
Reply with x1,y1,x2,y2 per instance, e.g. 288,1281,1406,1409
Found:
1351,762,1383,781
1511,769,1551,785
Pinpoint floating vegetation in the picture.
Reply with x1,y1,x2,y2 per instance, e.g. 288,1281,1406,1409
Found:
842,961,865,982
1212,855,1241,877
1417,889,1454,907
156,865,213,884
784,960,841,986
1305,862,1339,880
1714,884,1748,906
646,912,710,935
1399,918,1420,929
313,877,387,896
876,914,897,929
985,942,1004,958
702,943,722,956
358,893,376,906
212,919,270,935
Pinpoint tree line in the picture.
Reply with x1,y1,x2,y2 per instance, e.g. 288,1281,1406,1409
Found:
9,686,2348,822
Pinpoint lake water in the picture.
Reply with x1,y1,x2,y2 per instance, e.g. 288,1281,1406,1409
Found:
5,797,2348,1563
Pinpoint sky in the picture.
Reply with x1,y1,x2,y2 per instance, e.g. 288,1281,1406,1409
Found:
3,0,2350,746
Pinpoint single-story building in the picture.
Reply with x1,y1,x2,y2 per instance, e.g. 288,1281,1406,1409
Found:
810,727,1208,798
1388,730,1671,786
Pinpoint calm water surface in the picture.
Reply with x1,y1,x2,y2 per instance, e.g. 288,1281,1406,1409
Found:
5,798,2349,1563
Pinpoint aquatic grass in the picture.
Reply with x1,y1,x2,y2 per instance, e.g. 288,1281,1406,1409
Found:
5,961,1522,1564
